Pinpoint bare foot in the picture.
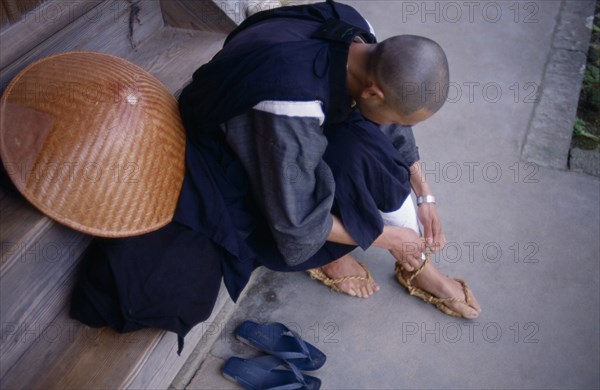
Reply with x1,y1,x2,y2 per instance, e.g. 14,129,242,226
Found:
400,260,481,319
319,254,380,298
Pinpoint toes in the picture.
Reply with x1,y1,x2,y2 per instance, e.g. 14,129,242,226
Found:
369,282,381,297
469,290,482,312
360,286,369,298
441,299,479,319
354,285,363,298
340,280,377,298
449,288,481,319
467,290,482,313
458,303,480,319
317,257,378,298
347,283,365,298
363,280,380,298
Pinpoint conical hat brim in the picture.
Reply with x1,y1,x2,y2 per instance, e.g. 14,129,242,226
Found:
0,51,186,237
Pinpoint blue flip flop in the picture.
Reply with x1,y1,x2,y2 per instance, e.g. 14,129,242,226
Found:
223,355,321,390
235,321,326,371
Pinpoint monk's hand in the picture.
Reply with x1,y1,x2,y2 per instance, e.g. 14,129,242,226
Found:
417,202,446,252
385,226,424,272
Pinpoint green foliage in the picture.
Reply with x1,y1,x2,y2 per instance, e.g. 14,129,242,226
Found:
583,63,599,85
572,6,599,150
582,11,600,103
574,117,600,141
581,63,600,109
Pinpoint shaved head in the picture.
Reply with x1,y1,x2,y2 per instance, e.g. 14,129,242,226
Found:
370,35,449,117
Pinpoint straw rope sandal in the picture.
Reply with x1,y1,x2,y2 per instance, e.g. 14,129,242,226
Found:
307,262,373,296
395,252,477,318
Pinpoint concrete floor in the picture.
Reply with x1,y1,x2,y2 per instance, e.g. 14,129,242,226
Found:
180,1,600,389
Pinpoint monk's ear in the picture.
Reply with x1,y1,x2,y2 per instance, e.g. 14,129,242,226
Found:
360,81,385,102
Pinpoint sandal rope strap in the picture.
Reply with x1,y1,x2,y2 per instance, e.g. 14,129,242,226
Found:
395,247,476,318
307,262,372,293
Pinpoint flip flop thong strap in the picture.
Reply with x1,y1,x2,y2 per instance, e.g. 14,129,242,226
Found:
282,325,311,358
271,350,310,361
265,384,305,390
242,356,308,390
283,360,309,387
249,355,287,370
262,323,313,364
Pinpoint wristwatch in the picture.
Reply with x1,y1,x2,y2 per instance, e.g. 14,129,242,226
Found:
416,195,436,206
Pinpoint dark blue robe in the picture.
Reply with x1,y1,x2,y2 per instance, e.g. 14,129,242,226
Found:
69,1,411,353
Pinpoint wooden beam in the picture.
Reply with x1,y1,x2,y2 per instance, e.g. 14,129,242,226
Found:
122,27,226,94
0,0,164,94
159,0,236,33
0,223,90,380
1,0,20,23
0,305,164,390
0,2,9,28
0,0,105,69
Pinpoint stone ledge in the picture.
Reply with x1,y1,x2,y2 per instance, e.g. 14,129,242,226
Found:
521,0,595,170
570,148,600,177
553,0,597,52
522,71,582,169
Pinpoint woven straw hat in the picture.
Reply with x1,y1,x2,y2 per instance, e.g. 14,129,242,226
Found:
0,52,186,237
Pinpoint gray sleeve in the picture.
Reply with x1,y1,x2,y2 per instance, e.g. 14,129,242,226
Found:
223,109,334,266
380,124,420,166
